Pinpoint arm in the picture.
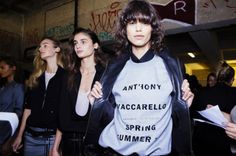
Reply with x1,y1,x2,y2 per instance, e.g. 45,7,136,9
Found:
51,129,62,156
13,84,25,118
12,108,31,153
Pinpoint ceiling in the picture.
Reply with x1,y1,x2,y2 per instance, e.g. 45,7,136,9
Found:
0,0,56,14
1,0,236,72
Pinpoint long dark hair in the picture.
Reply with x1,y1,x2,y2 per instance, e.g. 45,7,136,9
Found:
217,61,235,85
114,0,164,55
67,27,106,90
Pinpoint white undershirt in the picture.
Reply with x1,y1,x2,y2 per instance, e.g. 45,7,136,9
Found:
45,72,56,88
75,91,90,116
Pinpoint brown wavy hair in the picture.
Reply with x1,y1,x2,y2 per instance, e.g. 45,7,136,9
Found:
27,36,64,89
114,0,165,55
67,27,106,90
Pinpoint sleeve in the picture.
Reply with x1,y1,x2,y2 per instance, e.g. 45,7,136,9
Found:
24,88,32,109
13,84,25,118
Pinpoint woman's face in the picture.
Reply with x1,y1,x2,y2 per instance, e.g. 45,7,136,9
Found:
73,32,98,59
207,75,217,87
0,61,15,79
38,39,59,60
126,20,152,50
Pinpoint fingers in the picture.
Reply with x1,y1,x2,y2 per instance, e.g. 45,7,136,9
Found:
12,144,23,153
181,79,194,107
90,81,103,98
88,81,103,105
206,104,213,109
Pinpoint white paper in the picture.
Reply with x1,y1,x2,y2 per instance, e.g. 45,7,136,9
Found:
0,112,19,136
196,105,228,129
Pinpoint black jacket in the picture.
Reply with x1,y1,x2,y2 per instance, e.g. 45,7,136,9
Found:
25,66,65,129
86,48,192,155
58,64,105,133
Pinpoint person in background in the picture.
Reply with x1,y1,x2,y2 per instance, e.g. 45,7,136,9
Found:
86,0,194,155
192,61,236,156
0,56,24,156
12,36,66,156
206,72,217,88
51,27,106,156
0,56,24,118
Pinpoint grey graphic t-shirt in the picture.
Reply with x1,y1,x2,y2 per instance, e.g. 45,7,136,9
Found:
99,55,173,155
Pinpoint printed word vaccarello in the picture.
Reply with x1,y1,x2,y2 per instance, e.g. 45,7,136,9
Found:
117,103,167,110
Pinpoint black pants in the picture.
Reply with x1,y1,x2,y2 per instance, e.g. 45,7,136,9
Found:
61,132,84,156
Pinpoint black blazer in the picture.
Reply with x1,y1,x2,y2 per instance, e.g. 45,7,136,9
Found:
86,48,192,155
25,66,65,129
58,64,104,133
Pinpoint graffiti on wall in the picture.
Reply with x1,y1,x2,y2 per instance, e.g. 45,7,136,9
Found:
203,0,236,13
89,1,122,41
88,0,196,41
45,23,74,39
83,0,236,41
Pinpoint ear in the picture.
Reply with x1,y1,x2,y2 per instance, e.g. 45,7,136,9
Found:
12,66,16,71
55,47,60,53
94,43,99,50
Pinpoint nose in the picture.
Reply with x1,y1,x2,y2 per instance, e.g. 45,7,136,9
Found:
74,43,80,49
135,22,142,32
38,46,42,52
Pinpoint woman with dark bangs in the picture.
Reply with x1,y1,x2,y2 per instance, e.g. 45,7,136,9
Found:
86,0,194,155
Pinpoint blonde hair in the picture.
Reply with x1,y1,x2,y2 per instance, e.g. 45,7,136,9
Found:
26,37,64,89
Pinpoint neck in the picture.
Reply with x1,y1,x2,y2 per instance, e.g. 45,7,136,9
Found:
132,45,150,59
80,57,96,74
7,75,14,83
46,61,58,73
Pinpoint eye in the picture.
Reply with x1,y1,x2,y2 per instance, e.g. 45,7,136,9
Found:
128,20,135,24
81,40,87,44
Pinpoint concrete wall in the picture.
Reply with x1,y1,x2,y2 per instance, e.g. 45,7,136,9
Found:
0,12,23,59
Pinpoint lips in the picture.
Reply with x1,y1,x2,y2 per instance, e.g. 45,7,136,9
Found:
134,35,144,39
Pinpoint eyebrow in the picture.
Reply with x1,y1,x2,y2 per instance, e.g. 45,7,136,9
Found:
40,42,50,46
73,38,88,43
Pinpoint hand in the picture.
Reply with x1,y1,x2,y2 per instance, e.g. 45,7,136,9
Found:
88,81,103,105
51,148,60,156
181,79,194,107
12,136,23,153
225,122,236,140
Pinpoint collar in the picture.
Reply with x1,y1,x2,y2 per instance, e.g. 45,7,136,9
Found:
130,48,155,63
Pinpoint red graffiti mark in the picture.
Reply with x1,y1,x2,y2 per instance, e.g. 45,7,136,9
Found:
202,0,216,8
152,0,195,25
89,2,122,33
25,29,40,46
225,0,236,8
225,0,236,13
203,0,236,13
